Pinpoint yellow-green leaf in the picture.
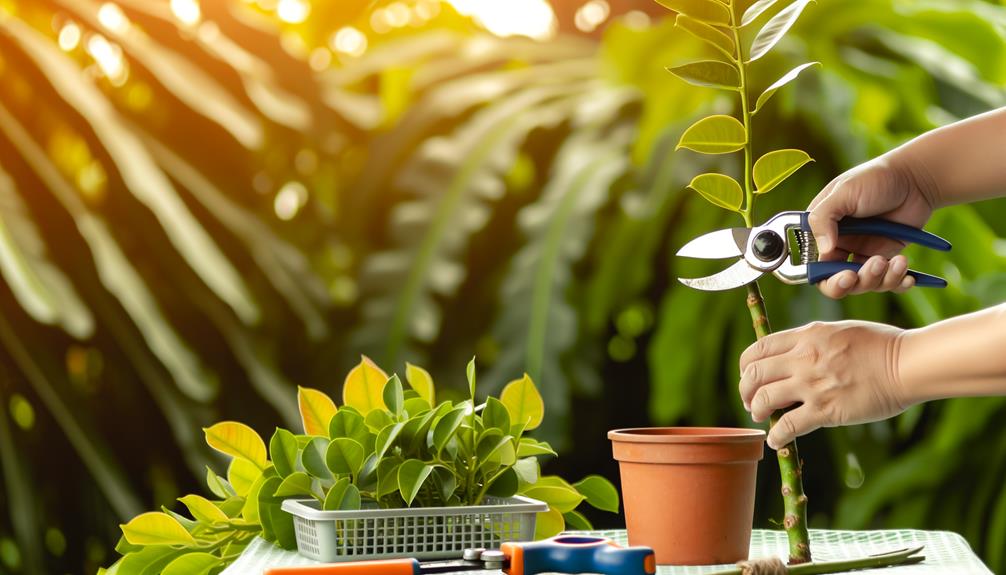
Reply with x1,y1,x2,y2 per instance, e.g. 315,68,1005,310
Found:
656,0,731,25
753,150,814,194
342,355,388,414
297,386,337,436
533,507,565,539
676,115,746,154
748,0,815,62
752,62,820,114
666,60,739,91
499,374,544,431
404,362,435,405
227,457,261,497
274,471,314,497
524,476,587,513
177,494,228,524
674,14,735,60
120,512,196,546
204,422,267,470
740,0,780,26
688,173,744,211
162,552,222,575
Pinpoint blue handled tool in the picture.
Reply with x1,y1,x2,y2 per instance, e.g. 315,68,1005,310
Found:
675,210,951,291
265,535,655,575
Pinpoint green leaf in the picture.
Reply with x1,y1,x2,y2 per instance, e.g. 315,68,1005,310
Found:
674,14,736,60
533,507,565,539
485,467,519,498
203,421,268,470
328,409,369,447
499,374,544,431
432,406,467,453
241,472,268,523
514,457,540,486
687,173,744,211
269,428,299,478
433,466,457,502
405,362,435,405
227,457,262,497
375,422,406,459
297,386,337,437
563,510,593,531
573,475,620,513
482,397,511,434
326,437,365,477
205,467,235,499
403,397,432,417
676,115,746,154
748,0,815,62
323,477,361,510
364,409,394,433
476,433,513,471
753,149,814,194
161,552,223,575
655,0,731,25
377,457,403,498
666,60,739,90
342,355,388,414
398,459,434,506
119,512,197,546
177,494,228,524
466,356,477,400
301,437,333,481
523,476,586,513
383,374,405,418
516,437,557,458
752,62,820,114
740,0,780,26
113,546,186,575
274,471,314,497
256,475,282,542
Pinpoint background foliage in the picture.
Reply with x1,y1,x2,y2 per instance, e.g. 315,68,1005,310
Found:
1,0,1005,573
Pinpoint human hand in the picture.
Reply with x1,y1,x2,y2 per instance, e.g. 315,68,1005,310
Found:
807,154,938,298
739,321,909,450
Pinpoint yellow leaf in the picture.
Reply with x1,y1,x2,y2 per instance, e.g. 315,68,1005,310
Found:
342,355,388,414
500,374,544,431
674,14,735,60
676,115,746,154
297,386,337,436
178,494,228,524
120,512,196,546
405,362,435,405
688,173,744,212
204,422,267,470
227,457,262,497
533,507,565,539
753,149,814,194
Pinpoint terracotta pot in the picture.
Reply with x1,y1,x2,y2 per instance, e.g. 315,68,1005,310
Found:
608,427,765,565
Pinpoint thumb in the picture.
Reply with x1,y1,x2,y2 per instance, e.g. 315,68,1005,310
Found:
767,406,820,450
807,181,857,256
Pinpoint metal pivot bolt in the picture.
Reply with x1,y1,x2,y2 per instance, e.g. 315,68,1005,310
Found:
463,548,486,561
752,230,785,262
480,550,506,570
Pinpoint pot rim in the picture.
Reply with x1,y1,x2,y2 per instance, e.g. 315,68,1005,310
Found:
608,426,766,444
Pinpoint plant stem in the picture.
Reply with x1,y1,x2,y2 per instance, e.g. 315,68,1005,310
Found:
731,12,811,564
708,546,924,575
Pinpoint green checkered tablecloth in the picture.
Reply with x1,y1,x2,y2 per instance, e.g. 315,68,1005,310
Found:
222,529,992,574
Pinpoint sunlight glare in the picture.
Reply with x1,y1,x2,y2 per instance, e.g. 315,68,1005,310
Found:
447,0,556,40
274,181,308,220
97,3,129,35
277,0,310,24
170,0,201,26
58,22,81,51
86,33,128,86
332,26,367,57
574,0,609,33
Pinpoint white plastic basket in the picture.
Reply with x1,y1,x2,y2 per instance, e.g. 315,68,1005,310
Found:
280,495,548,562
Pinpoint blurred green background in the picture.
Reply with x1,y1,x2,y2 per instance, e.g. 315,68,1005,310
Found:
1,0,1006,572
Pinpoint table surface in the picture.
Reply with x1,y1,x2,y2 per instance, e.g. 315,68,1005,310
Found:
222,529,992,575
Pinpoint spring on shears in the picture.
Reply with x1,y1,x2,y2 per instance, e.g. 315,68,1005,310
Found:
792,228,819,264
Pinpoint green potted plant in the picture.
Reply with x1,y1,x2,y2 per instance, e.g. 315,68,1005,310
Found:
100,357,619,574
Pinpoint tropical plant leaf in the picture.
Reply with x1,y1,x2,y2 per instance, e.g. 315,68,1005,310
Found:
753,149,814,194
297,387,338,437
228,457,262,497
573,475,620,513
204,422,268,470
748,0,815,62
676,115,747,154
666,60,740,90
269,428,299,478
120,512,196,546
177,495,228,524
405,362,435,405
533,507,565,539
397,459,434,506
161,552,223,575
326,437,366,477
688,173,744,211
655,0,732,26
752,62,820,114
274,471,314,498
499,375,545,432
342,356,389,414
524,476,586,513
741,0,781,26
674,14,736,60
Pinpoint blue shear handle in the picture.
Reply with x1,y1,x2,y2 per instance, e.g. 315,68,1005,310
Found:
505,535,655,575
807,261,947,287
799,212,952,251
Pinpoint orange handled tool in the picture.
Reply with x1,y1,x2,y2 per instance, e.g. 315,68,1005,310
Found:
265,535,656,575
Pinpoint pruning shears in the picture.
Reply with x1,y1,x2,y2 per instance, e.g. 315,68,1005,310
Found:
675,210,951,291
265,535,656,575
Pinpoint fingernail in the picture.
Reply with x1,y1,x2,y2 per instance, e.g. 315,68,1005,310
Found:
892,258,906,274
872,258,885,273
838,273,854,289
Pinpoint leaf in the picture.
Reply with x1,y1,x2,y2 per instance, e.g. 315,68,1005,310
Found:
113,546,186,575
482,397,511,434
573,475,620,513
687,173,744,211
398,459,435,506
301,437,333,481
274,471,315,497
666,60,739,90
674,14,736,60
752,62,820,114
376,422,406,459
514,457,540,486
297,387,338,436
328,409,369,447
486,467,519,498
405,362,435,405
466,356,477,400
741,0,781,26
377,458,404,499
383,374,405,418
499,374,544,431
120,512,197,546
177,495,228,524
563,510,593,531
676,115,747,154
523,476,586,513
432,406,467,453
476,432,513,470
161,552,223,575
517,437,558,458
655,0,731,25
753,149,814,194
323,477,361,510
205,467,235,499
342,355,388,414
204,422,268,470
748,0,815,62
326,438,365,477
533,507,565,539
269,428,299,478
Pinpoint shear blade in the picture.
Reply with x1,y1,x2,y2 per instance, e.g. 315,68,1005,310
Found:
676,228,750,259
678,259,764,291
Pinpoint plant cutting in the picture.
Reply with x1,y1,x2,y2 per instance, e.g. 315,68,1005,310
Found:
100,356,619,574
